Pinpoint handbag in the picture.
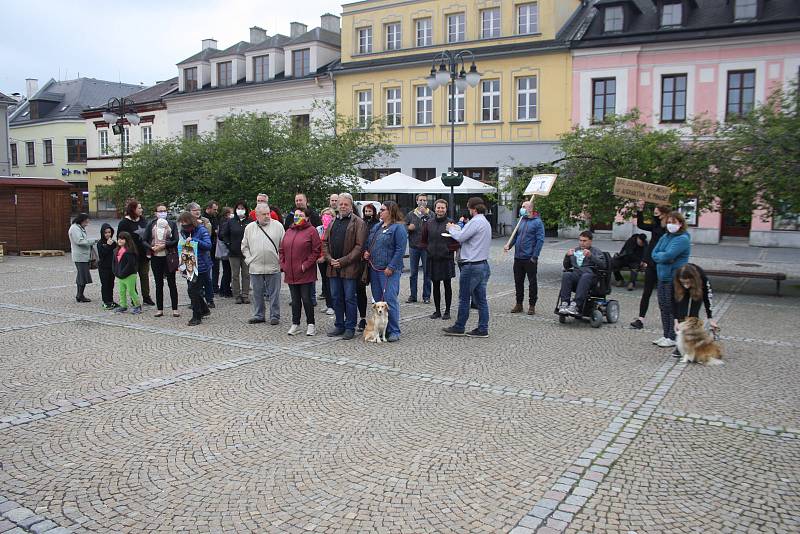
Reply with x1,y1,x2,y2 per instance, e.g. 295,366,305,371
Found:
88,244,99,270
215,239,230,260
166,248,180,272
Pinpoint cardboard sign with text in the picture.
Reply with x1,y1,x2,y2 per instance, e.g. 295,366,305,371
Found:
523,174,558,196
613,177,671,204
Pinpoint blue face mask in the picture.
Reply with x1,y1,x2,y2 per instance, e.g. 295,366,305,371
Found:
156,212,168,220
519,208,527,218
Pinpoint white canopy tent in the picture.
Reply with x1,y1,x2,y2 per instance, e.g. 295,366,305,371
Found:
359,172,425,194
418,175,497,194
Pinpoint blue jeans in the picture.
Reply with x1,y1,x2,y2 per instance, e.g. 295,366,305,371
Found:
330,276,358,331
455,262,490,333
370,269,401,336
408,247,430,301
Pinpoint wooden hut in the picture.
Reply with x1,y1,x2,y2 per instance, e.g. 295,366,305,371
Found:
0,177,71,254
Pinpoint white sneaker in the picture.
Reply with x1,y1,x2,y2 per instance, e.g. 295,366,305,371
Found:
287,324,301,336
558,301,570,314
306,324,316,336
325,307,335,316
652,337,666,345
656,338,677,348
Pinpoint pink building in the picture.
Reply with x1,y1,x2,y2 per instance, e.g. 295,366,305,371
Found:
567,0,800,247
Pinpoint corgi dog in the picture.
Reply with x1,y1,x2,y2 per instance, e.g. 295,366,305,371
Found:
363,302,389,343
677,317,723,365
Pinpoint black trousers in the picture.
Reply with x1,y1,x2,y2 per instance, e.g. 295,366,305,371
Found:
319,262,331,304
612,255,641,283
357,280,368,319
187,277,208,319
638,265,658,318
432,279,452,313
211,257,221,291
219,259,231,295
151,256,179,311
137,258,151,300
513,258,539,305
289,283,315,325
559,271,596,308
99,268,115,305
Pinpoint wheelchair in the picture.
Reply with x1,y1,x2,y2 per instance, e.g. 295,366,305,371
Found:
554,251,620,328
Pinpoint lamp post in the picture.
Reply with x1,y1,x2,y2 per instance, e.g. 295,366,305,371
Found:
102,97,140,168
425,50,480,219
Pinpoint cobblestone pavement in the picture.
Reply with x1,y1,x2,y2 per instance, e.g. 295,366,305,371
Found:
0,238,798,534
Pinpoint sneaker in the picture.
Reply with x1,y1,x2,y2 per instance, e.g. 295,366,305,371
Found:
131,306,142,315
627,282,635,291
566,303,580,316
466,328,489,338
114,307,128,313
558,301,570,314
652,337,666,345
327,327,345,337
142,298,155,306
442,326,466,336
672,348,682,358
187,317,201,326
325,307,335,316
342,329,355,340
306,324,316,336
430,311,442,319
630,319,644,330
527,305,536,316
656,338,677,348
357,319,367,332
387,333,400,342
234,296,244,304
406,297,417,303
270,318,279,325
510,304,523,314
287,324,301,336
248,317,265,324
442,311,451,320
422,299,430,304
102,303,114,310
208,301,216,309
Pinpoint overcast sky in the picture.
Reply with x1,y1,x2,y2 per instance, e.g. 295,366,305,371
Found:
0,0,343,96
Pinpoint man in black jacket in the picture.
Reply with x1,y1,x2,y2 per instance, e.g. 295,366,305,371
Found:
558,231,607,316
283,193,322,229
612,233,647,290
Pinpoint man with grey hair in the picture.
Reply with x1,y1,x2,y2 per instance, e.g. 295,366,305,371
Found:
322,192,366,340
187,201,215,307
242,203,285,325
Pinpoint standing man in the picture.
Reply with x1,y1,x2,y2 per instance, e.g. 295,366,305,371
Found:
503,200,544,315
323,193,366,340
406,193,432,304
328,193,339,214
284,193,322,229
443,197,492,338
242,203,285,325
205,201,220,294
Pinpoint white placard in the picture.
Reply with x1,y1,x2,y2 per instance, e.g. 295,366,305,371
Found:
523,174,558,196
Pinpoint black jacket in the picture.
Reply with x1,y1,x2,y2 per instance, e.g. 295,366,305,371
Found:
97,223,116,271
562,246,607,275
420,217,455,260
617,234,647,261
284,207,322,230
406,209,433,249
117,217,149,258
220,215,249,257
672,264,713,321
112,248,139,278
142,218,179,254
636,211,665,266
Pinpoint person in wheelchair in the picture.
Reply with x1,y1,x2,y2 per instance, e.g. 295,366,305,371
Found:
558,230,608,316
612,233,647,290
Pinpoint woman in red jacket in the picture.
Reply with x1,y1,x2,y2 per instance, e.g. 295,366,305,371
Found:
279,207,322,337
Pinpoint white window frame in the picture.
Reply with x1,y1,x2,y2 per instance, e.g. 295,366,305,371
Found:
386,23,401,51
661,3,682,26
415,86,432,125
217,61,232,87
516,76,539,121
447,84,465,124
183,67,198,92
481,79,501,122
604,6,624,32
25,141,35,165
357,90,373,128
480,8,501,39
734,0,758,21
183,124,198,140
358,27,372,54
42,139,54,165
253,55,269,82
386,88,402,126
416,18,432,47
99,130,109,156
141,125,153,145
517,3,539,35
447,13,465,43
121,128,130,154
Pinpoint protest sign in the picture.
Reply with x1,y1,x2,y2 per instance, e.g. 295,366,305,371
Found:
613,177,671,204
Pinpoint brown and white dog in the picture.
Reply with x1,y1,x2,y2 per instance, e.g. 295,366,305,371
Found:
363,302,389,343
677,317,723,365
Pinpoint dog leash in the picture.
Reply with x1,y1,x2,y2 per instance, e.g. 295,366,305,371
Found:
366,258,390,301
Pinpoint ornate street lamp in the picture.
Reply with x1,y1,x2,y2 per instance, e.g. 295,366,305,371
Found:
102,97,140,162
425,50,481,219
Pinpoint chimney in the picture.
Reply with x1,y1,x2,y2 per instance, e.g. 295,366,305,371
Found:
290,22,307,38
250,26,267,44
202,38,218,50
25,78,38,98
320,14,340,33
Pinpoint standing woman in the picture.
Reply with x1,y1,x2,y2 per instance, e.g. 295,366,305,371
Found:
280,207,322,336
651,211,691,348
68,213,97,303
630,202,671,329
356,203,381,331
217,206,233,298
363,201,408,342
420,199,456,320
317,208,335,316
221,200,250,304
178,211,212,326
117,199,155,306
143,203,180,317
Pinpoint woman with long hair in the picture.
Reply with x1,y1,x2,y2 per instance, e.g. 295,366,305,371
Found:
651,211,691,348
673,263,717,355
630,202,672,329
356,202,381,331
68,213,97,303
420,199,456,320
143,203,180,317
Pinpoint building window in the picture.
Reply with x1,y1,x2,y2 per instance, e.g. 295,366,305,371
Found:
357,90,372,128
142,125,153,145
413,168,437,181
293,49,311,77
386,88,401,126
481,8,501,39
772,204,800,231
184,67,198,92
25,141,35,165
121,129,130,154
43,139,53,164
661,2,682,26
358,27,372,54
217,61,232,87
447,13,465,43
516,76,538,121
481,80,500,121
183,124,198,140
604,6,624,32
386,23,401,50
661,74,687,122
415,86,432,125
292,114,310,131
448,84,465,124
592,78,616,123
726,70,756,120
10,143,17,166
517,3,539,34
416,18,432,47
734,0,757,21
66,138,87,163
99,130,109,155
253,55,269,82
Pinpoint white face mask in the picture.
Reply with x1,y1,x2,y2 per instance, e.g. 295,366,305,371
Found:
667,223,680,234
236,209,246,217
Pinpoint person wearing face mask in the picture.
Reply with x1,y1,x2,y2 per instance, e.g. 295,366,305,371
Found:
220,200,251,304
405,193,433,304
280,207,322,336
143,203,180,317
420,199,457,320
216,206,233,298
651,211,692,348
356,203,381,331
630,202,672,330
503,200,545,315
317,208,336,316
177,211,213,326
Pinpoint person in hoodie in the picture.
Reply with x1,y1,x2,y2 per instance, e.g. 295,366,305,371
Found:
178,211,213,326
557,230,607,317
612,233,647,290
143,203,180,318
503,200,545,315
420,199,457,320
280,207,322,337
651,211,692,348
221,200,251,305
97,223,118,310
112,231,142,314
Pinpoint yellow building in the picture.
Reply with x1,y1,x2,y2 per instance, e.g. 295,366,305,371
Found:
335,0,580,192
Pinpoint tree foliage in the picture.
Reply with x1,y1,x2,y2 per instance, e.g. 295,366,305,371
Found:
110,105,395,212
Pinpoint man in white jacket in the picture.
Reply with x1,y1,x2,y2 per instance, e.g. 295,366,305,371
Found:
242,203,285,325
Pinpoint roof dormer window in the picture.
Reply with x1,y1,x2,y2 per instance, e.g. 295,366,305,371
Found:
734,0,757,21
604,6,624,32
661,2,682,27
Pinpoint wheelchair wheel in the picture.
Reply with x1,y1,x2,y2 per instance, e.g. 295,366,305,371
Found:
605,300,620,324
590,309,604,328
558,314,567,324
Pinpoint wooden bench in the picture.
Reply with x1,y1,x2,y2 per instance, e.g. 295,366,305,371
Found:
703,269,788,296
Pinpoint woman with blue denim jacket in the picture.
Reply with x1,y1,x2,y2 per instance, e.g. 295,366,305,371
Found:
651,211,691,348
363,201,408,342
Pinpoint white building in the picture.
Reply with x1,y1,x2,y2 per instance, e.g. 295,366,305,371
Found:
0,91,16,176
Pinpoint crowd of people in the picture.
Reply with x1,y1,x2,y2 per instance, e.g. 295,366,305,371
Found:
67,192,716,351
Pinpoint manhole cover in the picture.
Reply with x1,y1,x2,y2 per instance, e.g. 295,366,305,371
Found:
735,263,762,267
